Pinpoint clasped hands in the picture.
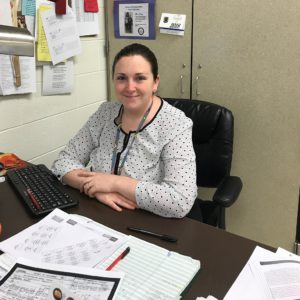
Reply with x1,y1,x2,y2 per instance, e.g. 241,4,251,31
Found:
65,169,137,212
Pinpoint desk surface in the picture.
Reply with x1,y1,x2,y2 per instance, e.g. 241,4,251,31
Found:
0,180,273,299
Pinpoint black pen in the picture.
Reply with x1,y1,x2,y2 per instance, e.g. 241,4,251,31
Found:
127,227,177,242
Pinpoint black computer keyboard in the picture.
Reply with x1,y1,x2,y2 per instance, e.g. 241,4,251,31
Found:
7,164,78,217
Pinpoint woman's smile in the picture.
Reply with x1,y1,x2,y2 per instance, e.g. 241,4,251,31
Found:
113,55,159,113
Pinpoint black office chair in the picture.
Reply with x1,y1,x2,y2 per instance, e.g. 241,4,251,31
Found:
164,98,242,229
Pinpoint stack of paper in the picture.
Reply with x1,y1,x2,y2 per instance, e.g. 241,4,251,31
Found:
0,209,127,299
74,214,201,300
224,246,300,300
0,209,127,268
0,257,123,300
0,209,200,300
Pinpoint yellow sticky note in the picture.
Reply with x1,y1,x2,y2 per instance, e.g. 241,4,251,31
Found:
37,5,52,62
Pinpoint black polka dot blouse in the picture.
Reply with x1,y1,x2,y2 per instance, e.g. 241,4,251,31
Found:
52,99,197,218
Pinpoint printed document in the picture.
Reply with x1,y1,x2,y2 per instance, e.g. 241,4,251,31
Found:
224,246,300,300
42,60,74,95
0,55,36,96
0,209,127,268
0,257,123,300
71,0,99,36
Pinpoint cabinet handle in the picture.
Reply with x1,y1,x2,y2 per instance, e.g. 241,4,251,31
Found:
180,75,184,94
196,76,200,96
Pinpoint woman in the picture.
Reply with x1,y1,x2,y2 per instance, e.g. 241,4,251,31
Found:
52,43,197,218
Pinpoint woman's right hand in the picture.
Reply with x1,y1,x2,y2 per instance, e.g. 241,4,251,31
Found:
62,169,87,190
94,192,137,212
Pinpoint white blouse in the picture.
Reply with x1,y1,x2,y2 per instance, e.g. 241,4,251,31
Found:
51,99,197,218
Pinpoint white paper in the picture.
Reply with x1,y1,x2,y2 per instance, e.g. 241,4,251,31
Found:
0,257,123,300
276,247,300,259
41,6,81,65
25,15,35,36
71,0,99,36
253,252,300,299
0,0,12,26
159,13,186,36
42,60,74,95
0,55,36,95
0,1,36,96
0,253,15,280
0,209,127,268
224,246,300,300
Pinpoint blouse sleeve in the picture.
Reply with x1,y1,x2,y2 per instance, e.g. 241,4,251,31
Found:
51,103,109,179
135,123,197,218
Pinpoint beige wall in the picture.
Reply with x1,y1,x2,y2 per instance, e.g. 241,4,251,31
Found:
0,1,107,168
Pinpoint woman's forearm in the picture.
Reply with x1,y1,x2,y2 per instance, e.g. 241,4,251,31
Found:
112,175,138,202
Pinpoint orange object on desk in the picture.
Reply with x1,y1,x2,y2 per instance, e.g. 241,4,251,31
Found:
0,153,27,176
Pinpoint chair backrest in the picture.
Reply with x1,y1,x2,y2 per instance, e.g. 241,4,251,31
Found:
164,98,234,188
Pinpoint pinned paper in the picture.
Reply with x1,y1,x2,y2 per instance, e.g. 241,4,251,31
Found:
71,0,99,36
37,4,53,62
159,13,186,36
41,6,81,65
22,0,36,16
0,55,36,95
42,60,74,95
84,0,98,13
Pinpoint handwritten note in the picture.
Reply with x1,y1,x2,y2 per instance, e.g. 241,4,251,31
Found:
41,6,81,65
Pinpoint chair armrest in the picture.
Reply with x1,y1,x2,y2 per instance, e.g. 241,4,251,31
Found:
213,176,243,208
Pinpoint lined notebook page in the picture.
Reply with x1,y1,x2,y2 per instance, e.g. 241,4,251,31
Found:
98,235,200,300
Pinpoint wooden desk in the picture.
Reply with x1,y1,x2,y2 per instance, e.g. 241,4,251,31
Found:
0,180,273,299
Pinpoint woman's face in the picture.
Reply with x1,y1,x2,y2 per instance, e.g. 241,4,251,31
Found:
113,55,159,113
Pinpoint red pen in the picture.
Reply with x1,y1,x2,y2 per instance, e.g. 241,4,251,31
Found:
106,247,130,271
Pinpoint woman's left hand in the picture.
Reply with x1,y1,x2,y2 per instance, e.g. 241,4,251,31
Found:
77,170,138,206
78,171,114,197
